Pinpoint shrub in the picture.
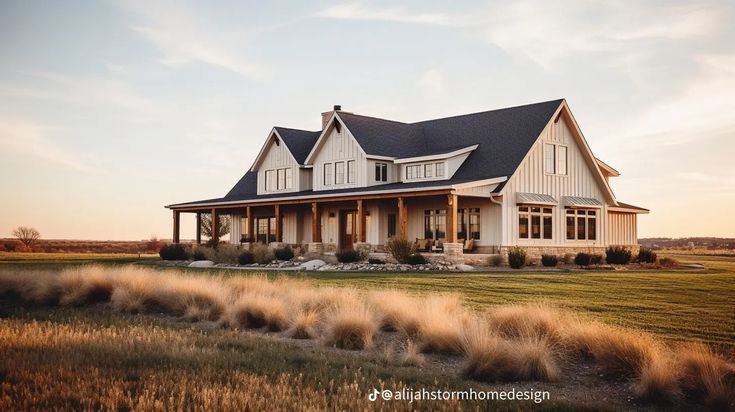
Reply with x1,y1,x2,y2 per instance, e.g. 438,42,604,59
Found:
606,246,632,265
590,254,603,265
191,249,207,261
367,258,384,265
323,303,378,350
561,253,575,264
489,255,503,266
4,241,20,252
238,251,254,265
676,343,735,408
418,295,465,355
659,257,678,268
637,248,657,264
251,244,274,264
335,249,363,263
574,252,591,267
274,246,294,261
385,238,416,264
541,255,558,267
507,247,526,269
204,238,219,248
159,244,188,261
405,253,427,265
211,244,240,264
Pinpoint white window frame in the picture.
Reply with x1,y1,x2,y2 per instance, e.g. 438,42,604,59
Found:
557,145,568,175
335,161,345,185
323,163,333,186
277,168,285,190
518,206,554,240
347,160,355,183
265,170,275,192
285,168,293,189
544,143,556,174
375,162,388,182
565,209,597,241
424,163,435,178
435,162,445,177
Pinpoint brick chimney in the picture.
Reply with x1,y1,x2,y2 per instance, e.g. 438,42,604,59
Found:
321,105,343,130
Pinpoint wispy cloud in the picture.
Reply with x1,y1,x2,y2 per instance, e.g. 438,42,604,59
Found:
316,3,450,25
0,116,102,174
119,0,265,78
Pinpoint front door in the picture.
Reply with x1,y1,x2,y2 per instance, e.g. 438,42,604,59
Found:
340,210,357,250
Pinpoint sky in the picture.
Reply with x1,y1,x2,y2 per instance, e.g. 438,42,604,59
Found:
1,0,734,240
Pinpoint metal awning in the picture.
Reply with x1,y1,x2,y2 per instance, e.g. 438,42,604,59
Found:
563,196,603,208
516,192,557,205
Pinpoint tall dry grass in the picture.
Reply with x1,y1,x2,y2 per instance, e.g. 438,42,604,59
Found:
1,264,734,408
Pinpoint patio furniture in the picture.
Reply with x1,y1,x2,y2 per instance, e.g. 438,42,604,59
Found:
463,239,475,252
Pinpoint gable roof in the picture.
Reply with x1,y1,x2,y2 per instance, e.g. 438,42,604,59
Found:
171,99,578,207
274,127,321,164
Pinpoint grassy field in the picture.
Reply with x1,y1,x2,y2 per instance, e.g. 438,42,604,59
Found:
1,251,733,411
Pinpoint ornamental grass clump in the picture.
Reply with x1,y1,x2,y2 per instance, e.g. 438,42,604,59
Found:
322,302,378,350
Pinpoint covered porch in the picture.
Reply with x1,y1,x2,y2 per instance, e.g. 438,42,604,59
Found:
170,189,501,260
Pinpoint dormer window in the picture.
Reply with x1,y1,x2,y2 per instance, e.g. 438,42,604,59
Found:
405,161,447,181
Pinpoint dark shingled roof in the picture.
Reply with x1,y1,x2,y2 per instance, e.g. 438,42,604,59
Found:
171,99,565,207
274,127,321,164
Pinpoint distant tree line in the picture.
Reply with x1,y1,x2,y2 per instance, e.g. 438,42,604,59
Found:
639,237,735,250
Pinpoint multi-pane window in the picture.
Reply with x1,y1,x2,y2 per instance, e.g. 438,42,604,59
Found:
566,209,597,240
335,161,345,184
375,162,388,182
423,210,446,240
265,170,275,191
406,165,422,180
323,163,333,185
277,169,285,190
457,208,481,240
558,146,568,175
436,162,445,177
518,206,553,240
424,163,435,178
256,217,276,244
347,160,355,183
285,168,293,189
544,144,556,174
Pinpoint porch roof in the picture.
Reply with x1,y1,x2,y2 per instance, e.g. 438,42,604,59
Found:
563,196,604,208
166,177,506,210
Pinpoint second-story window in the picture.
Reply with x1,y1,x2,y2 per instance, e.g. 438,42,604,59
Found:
285,168,293,189
347,160,355,183
406,165,422,180
544,144,556,174
265,170,275,191
324,163,333,186
424,163,435,178
375,162,388,182
335,161,345,184
436,162,445,177
277,169,285,190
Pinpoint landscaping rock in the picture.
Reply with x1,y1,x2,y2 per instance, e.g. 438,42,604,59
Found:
682,263,705,269
188,260,214,268
300,259,326,270
455,264,475,272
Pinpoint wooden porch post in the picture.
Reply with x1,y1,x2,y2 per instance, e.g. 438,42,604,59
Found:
311,202,321,242
211,208,219,241
246,206,252,241
172,210,180,244
274,204,282,242
447,193,458,243
397,197,407,240
356,200,366,243
195,212,202,244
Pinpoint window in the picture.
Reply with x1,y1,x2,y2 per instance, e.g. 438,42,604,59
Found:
387,213,396,238
544,143,556,174
566,209,597,240
285,168,293,189
375,162,388,182
406,165,422,180
423,209,446,240
457,208,481,240
347,160,355,183
335,161,345,184
277,169,285,190
424,163,435,178
256,217,276,244
323,163,333,186
518,206,553,240
265,170,275,191
558,146,568,175
436,162,445,177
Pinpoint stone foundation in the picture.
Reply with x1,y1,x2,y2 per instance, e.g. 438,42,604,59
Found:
354,242,372,256
306,242,323,254
442,242,464,264
498,245,640,260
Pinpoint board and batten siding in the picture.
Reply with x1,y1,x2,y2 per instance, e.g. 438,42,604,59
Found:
404,197,500,247
312,123,368,191
256,137,302,195
607,212,637,246
499,116,615,247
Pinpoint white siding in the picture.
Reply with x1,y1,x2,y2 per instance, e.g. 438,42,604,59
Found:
256,138,302,195
607,212,637,246
405,197,500,247
366,159,398,186
229,214,242,244
312,122,367,191
281,211,299,244
500,117,611,247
